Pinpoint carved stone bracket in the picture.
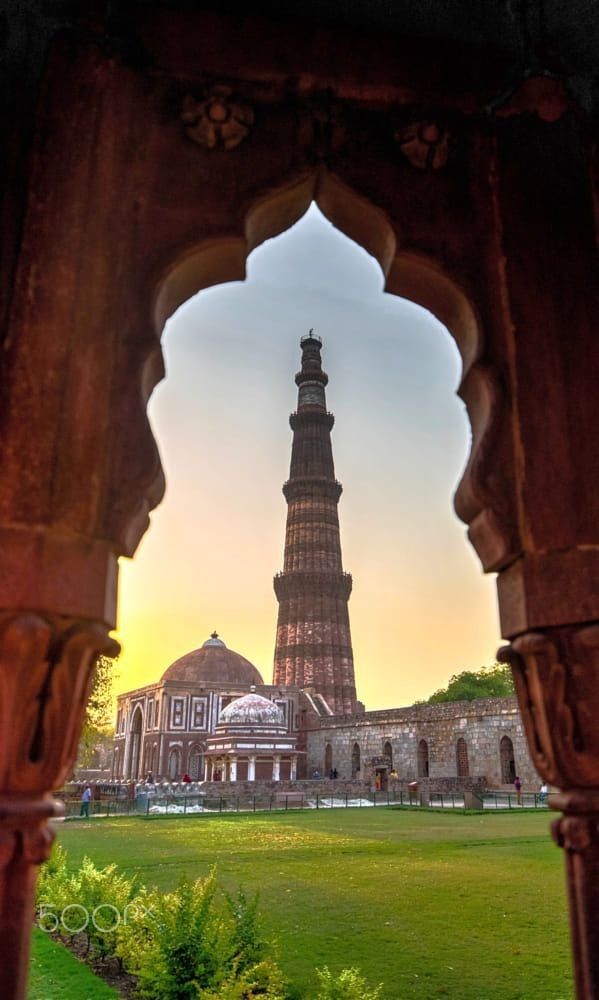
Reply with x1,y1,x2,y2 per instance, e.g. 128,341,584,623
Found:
0,613,118,796
498,623,599,788
0,612,117,999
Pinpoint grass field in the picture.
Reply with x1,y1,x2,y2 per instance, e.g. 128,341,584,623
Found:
45,808,572,999
28,929,118,999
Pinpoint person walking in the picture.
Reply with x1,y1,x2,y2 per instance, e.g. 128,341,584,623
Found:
80,785,92,818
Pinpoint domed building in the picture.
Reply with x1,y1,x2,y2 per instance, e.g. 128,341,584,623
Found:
205,691,299,782
112,633,313,781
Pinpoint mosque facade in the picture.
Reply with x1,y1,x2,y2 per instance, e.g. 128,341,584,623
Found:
112,337,539,789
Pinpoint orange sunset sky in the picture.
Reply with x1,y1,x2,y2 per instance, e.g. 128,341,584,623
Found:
113,205,501,712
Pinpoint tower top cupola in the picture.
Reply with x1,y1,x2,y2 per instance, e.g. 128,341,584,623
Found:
295,330,328,410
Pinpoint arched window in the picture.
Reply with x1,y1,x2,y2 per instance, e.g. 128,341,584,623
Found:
500,736,516,783
324,743,333,775
351,742,361,778
112,747,120,779
168,747,181,780
128,707,143,780
383,741,393,768
151,743,158,776
188,745,204,780
456,737,469,777
417,739,429,778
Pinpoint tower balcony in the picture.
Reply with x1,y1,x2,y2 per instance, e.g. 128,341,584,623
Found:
289,409,334,430
273,570,353,601
282,477,343,502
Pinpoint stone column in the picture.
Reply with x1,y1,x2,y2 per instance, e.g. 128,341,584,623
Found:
229,758,237,783
0,613,117,1000
290,757,297,781
273,755,281,781
248,755,256,781
499,625,599,998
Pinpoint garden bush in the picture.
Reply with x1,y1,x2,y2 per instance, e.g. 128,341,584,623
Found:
314,966,383,1000
116,871,286,999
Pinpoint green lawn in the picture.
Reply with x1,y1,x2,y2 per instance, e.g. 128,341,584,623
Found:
28,929,118,999
49,809,572,999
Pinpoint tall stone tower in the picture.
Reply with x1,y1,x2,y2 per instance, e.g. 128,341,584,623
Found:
273,333,358,716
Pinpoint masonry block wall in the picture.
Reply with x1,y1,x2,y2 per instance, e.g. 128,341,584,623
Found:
310,696,538,787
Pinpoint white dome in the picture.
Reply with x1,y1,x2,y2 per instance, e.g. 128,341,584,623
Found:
219,692,284,726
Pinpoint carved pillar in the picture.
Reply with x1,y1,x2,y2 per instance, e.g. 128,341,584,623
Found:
499,626,599,997
273,755,281,782
248,755,256,781
229,757,237,783
0,613,116,999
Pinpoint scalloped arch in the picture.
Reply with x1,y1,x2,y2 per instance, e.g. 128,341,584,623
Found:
151,167,511,571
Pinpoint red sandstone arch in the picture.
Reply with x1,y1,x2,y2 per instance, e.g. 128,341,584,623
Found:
1,29,597,995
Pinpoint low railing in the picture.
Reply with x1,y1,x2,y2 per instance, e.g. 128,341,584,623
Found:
57,787,553,819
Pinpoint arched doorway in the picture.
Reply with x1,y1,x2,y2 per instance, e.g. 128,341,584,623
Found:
351,743,361,778
324,743,333,776
168,747,181,780
128,707,143,781
188,745,204,780
417,739,429,778
500,736,516,784
456,737,469,777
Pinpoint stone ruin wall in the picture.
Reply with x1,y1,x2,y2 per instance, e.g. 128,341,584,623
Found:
308,696,539,788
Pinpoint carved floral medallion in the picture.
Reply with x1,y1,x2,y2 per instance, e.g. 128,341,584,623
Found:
181,86,254,150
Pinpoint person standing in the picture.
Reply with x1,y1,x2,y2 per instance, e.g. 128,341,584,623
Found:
514,775,522,805
539,782,548,804
80,785,92,818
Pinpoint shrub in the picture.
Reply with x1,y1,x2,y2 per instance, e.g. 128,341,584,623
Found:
117,871,224,998
36,844,136,957
117,871,289,999
314,966,384,1000
196,958,289,999
76,856,136,956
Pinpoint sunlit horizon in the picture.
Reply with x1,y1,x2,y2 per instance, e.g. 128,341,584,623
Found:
113,205,501,713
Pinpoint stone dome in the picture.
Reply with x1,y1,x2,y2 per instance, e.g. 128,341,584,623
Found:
161,633,264,686
218,692,284,727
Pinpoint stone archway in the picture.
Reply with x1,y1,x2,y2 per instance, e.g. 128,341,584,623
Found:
456,737,469,778
500,736,516,784
1,17,598,997
188,744,205,780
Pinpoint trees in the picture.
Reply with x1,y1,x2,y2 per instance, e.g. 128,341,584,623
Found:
77,654,116,768
426,663,514,704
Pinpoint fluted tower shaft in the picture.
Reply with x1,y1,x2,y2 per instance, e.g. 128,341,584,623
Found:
273,334,358,715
